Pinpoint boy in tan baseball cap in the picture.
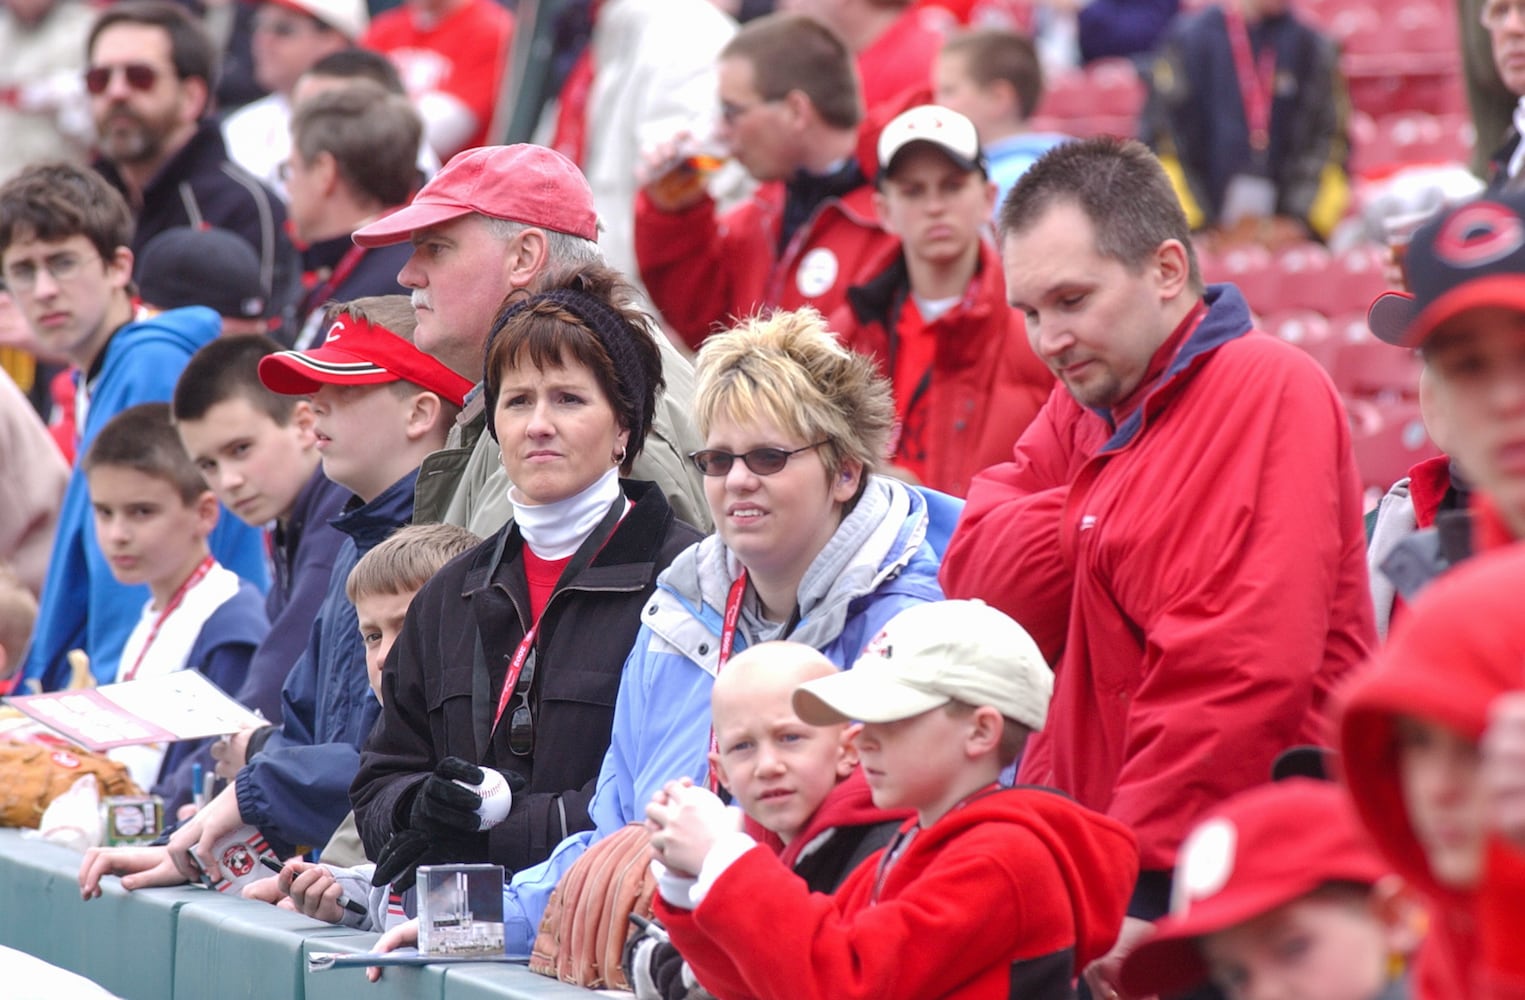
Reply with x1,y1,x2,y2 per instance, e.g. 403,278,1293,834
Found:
643,599,1140,1000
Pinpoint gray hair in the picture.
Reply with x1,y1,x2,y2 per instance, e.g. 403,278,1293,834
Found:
481,216,605,285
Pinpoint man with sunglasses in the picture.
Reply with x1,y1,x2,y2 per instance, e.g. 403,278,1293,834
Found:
87,0,299,337
634,11,898,350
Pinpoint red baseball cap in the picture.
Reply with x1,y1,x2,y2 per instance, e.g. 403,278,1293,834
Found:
257,313,473,407
1118,779,1390,999
351,144,599,248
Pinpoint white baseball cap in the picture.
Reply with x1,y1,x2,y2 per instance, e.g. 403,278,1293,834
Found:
259,0,369,41
877,104,987,179
793,600,1051,731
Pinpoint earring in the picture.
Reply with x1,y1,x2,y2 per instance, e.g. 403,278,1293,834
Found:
613,445,628,466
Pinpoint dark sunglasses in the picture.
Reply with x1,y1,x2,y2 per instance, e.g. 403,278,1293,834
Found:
85,63,159,96
689,440,829,477
508,649,536,757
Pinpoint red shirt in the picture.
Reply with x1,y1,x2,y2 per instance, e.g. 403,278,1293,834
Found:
522,548,572,620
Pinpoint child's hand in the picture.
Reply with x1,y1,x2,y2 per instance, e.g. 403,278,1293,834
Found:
367,918,418,983
646,780,740,877
284,861,350,924
78,845,186,898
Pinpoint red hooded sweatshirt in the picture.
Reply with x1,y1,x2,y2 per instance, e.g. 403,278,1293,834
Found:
1337,544,1525,1000
659,785,1138,1000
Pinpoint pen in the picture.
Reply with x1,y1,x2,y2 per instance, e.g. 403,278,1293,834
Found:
628,912,669,943
260,855,368,916
191,763,205,809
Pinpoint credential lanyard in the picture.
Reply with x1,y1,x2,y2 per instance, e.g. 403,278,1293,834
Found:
1226,10,1277,154
705,571,751,793
122,555,215,682
489,494,627,734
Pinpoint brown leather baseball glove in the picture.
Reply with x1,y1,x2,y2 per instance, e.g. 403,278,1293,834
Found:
0,740,141,828
530,822,656,989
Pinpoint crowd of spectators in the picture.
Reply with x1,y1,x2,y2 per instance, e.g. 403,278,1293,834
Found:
1,2,1524,1000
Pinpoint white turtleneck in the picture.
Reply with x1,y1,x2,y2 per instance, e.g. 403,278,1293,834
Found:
508,466,626,559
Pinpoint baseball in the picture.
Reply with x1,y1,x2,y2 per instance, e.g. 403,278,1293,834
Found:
456,767,512,829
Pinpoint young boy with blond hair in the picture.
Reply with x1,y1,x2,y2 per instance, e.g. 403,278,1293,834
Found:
644,599,1139,1000
1119,779,1417,1000
81,402,268,799
622,642,909,999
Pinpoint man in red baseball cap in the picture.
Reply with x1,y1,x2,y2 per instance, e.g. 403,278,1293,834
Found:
349,143,707,537
1119,779,1416,1000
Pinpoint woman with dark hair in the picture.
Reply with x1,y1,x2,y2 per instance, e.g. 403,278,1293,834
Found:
351,265,703,889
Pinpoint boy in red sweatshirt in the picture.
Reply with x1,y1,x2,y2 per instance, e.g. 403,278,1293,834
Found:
643,599,1139,1000
622,641,909,999
1337,545,1525,1000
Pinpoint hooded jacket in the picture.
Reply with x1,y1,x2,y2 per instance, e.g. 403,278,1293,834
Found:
499,477,955,954
21,306,270,689
942,285,1374,880
1338,544,1525,1000
235,471,417,855
834,239,1054,497
658,786,1139,1000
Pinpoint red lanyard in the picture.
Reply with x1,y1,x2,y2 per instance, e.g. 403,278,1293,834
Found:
706,571,751,793
122,555,215,682
488,497,629,735
491,622,539,732
301,244,368,318
1226,11,1276,152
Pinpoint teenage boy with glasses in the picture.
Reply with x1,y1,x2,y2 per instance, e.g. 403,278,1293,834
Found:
86,0,299,334
3,160,269,692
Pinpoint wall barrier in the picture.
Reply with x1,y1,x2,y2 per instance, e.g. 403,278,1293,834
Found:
0,830,605,1000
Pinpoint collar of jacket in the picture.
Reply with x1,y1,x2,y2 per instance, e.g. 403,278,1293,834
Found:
1097,283,1252,453
331,468,420,552
457,478,675,602
846,240,1003,352
96,118,231,205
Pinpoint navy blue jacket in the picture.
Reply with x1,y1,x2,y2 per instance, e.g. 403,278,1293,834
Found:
291,236,413,348
235,471,416,855
1079,0,1178,63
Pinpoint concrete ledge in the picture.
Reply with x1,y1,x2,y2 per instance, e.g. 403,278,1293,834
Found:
0,830,606,999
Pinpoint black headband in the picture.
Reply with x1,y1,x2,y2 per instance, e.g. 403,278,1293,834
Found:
483,287,650,445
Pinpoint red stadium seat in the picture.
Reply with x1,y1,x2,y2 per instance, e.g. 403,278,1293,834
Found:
1348,397,1442,494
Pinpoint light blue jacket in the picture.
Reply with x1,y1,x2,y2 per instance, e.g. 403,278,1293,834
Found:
500,479,957,954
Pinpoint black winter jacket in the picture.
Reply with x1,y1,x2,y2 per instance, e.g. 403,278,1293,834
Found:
351,479,702,874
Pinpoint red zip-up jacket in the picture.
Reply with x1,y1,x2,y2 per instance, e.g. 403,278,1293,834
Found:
942,285,1374,876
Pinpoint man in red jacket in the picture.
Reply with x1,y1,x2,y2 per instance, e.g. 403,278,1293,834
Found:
940,136,1375,998
635,12,897,350
833,103,1051,497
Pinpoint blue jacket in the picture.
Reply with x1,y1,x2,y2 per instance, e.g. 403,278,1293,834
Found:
500,479,956,955
153,579,270,813
242,467,350,720
21,307,270,690
235,470,416,855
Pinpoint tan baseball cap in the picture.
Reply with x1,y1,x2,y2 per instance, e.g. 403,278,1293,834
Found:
793,600,1051,732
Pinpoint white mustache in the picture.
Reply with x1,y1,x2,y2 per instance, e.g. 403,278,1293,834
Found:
410,290,432,311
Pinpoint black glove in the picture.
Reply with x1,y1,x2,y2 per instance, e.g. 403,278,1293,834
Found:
407,756,525,838
371,827,489,893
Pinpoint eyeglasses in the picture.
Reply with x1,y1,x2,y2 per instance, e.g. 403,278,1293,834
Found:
253,16,312,37
508,648,536,757
689,440,830,477
1483,0,1525,29
84,62,159,96
3,250,99,293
